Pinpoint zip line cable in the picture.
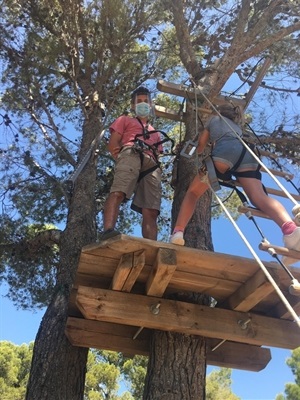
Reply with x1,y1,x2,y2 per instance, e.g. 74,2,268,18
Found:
210,185,300,328
242,201,300,286
245,122,300,195
189,78,300,223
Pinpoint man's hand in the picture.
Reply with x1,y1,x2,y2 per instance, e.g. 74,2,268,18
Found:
111,146,121,159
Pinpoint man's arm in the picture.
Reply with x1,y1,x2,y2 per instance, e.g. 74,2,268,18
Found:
108,130,122,159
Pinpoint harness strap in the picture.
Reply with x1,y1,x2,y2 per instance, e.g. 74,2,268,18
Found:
137,163,159,183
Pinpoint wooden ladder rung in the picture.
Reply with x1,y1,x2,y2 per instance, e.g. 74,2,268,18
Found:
260,167,294,180
238,206,271,220
235,182,300,201
259,242,300,261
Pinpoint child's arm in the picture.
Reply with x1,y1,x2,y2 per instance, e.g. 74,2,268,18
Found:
197,128,210,154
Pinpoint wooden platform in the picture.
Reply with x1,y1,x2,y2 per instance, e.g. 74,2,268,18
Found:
65,235,300,372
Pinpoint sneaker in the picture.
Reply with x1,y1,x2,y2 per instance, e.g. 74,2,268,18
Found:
99,229,120,241
282,227,300,265
170,231,185,246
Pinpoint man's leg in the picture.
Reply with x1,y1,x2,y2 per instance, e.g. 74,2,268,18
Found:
103,191,125,231
141,208,159,240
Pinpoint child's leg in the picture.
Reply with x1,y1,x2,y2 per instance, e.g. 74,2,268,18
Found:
237,176,293,227
173,173,209,231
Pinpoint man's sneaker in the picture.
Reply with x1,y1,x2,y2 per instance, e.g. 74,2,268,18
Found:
282,227,300,265
170,231,185,246
99,229,120,241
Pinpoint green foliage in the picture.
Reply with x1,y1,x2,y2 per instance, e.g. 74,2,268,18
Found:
0,341,33,400
276,348,300,400
0,343,240,400
206,368,241,400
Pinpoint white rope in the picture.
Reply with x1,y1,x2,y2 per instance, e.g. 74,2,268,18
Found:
192,81,298,206
211,186,300,329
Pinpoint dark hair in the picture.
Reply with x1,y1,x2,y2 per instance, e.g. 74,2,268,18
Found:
217,104,241,122
131,86,151,102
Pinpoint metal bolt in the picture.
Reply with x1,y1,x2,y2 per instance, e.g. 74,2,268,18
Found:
238,318,251,330
150,302,161,315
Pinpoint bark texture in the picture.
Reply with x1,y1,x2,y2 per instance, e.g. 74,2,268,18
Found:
144,103,213,399
26,110,101,399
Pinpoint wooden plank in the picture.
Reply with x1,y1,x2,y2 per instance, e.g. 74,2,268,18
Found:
220,270,274,311
238,205,271,220
146,248,177,296
65,317,271,371
154,105,186,122
260,166,293,180
77,235,300,305
111,250,145,292
244,57,272,109
207,339,271,371
76,287,300,349
65,317,150,356
259,242,300,262
234,182,300,201
157,80,246,107
154,105,212,122
260,150,278,159
269,294,300,320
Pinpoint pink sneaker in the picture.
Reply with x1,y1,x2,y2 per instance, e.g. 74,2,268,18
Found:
170,231,185,246
282,227,300,265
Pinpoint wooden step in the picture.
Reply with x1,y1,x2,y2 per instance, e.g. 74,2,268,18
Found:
259,241,300,262
234,182,300,201
238,205,271,220
260,166,294,180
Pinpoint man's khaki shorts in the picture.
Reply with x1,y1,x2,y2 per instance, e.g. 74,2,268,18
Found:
110,147,162,214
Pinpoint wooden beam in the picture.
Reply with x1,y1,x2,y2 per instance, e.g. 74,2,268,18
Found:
157,80,246,107
154,105,186,122
207,339,271,371
111,250,145,292
65,317,271,371
154,105,212,122
76,287,300,349
244,57,272,109
220,270,274,311
146,248,177,296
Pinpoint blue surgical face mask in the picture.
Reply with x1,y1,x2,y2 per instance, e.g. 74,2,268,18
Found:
135,102,151,117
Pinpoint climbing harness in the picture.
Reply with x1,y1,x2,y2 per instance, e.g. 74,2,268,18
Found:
125,117,175,183
183,79,300,312
188,78,300,226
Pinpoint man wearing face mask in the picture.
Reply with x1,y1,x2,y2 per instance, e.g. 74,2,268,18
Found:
101,86,163,240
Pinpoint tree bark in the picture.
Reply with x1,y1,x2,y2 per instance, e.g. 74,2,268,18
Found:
143,330,207,400
26,109,101,399
144,103,213,399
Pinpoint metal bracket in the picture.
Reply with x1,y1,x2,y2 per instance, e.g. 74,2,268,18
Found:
180,140,198,158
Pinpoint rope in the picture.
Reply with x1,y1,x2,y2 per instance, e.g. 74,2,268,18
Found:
191,79,299,207
211,185,300,329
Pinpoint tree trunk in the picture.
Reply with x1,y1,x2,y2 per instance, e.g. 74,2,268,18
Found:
144,331,207,400
143,104,213,399
26,111,101,399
